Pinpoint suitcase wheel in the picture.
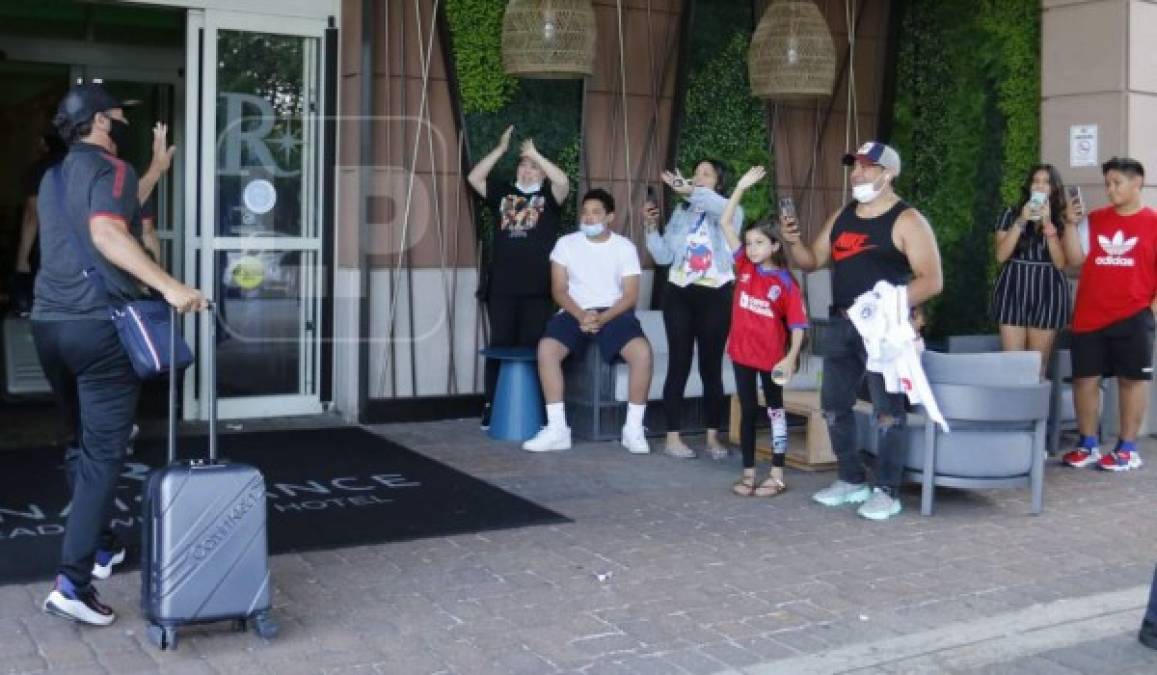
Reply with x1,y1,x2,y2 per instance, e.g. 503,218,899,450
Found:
252,612,279,640
147,623,179,651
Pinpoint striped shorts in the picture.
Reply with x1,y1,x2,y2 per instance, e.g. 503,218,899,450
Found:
991,259,1072,330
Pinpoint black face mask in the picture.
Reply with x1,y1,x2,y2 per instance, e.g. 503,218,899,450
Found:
107,117,131,156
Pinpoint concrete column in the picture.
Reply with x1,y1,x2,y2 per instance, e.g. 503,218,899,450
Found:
1041,0,1157,436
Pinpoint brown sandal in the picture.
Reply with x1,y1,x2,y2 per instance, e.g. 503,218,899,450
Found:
732,475,756,496
754,473,786,497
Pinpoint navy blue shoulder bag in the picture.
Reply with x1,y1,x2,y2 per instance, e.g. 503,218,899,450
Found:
52,166,193,379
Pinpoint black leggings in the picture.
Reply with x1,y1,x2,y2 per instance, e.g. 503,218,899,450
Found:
733,362,784,469
661,282,732,431
485,294,552,404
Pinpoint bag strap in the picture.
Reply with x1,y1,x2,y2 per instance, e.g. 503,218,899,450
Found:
51,165,116,304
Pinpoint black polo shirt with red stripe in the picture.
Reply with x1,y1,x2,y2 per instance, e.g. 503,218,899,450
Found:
32,142,146,320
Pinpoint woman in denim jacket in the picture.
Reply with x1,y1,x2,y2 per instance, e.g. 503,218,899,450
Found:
643,159,743,459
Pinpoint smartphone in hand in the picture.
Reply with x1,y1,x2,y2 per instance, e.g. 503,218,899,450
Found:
1066,185,1083,210
779,196,796,220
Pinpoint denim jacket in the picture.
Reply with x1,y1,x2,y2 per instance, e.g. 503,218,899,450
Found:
645,187,745,287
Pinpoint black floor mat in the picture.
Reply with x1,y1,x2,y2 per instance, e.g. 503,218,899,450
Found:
0,427,569,585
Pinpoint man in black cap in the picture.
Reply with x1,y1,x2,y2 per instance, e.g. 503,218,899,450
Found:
33,83,206,626
781,141,943,522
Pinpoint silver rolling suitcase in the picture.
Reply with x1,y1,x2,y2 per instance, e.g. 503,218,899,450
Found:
140,306,276,650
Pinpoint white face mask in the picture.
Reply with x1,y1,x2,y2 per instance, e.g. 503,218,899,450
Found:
516,182,542,195
851,173,889,204
580,222,606,238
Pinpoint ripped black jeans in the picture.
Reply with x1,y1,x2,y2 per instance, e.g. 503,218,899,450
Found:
820,316,908,490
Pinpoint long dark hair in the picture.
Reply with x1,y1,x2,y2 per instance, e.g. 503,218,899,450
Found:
696,158,729,195
1016,164,1067,234
743,218,790,270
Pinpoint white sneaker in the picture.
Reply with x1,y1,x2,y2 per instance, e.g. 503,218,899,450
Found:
91,548,126,581
43,576,116,626
522,426,571,452
621,426,650,454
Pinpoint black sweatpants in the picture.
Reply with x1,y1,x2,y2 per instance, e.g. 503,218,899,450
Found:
733,362,784,469
33,319,140,590
484,293,552,405
661,282,732,431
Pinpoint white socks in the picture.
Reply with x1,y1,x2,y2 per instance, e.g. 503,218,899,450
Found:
626,403,646,430
546,402,567,429
769,408,787,454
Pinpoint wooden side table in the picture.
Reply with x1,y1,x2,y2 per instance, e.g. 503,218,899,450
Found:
728,389,838,471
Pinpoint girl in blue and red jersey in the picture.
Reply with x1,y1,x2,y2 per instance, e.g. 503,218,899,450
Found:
720,166,807,496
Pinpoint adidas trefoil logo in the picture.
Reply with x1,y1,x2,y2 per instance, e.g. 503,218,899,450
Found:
1096,230,1138,267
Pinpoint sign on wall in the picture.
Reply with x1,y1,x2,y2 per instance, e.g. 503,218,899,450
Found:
1070,124,1099,168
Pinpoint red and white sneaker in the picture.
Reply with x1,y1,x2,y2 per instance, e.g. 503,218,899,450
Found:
1061,447,1101,468
1098,450,1143,472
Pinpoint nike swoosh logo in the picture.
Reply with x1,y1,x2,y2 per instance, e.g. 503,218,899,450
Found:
832,243,877,261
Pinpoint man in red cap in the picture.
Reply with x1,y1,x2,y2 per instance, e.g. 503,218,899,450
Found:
781,141,943,522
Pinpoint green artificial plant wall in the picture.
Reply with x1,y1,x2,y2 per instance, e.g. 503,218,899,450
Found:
676,0,773,223
890,0,1040,339
444,0,585,251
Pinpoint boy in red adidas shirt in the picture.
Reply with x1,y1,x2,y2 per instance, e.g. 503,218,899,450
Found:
1063,157,1157,472
720,167,807,497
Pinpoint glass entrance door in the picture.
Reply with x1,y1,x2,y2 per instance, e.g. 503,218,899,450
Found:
186,10,326,419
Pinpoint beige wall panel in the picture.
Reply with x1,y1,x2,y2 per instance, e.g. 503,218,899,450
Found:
1042,0,1126,98
1129,1,1157,94
1127,93,1157,181
1041,92,1126,186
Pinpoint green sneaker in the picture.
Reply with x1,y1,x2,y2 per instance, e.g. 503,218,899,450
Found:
857,488,902,521
812,480,871,507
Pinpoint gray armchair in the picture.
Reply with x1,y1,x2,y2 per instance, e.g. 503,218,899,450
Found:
859,351,1051,515
944,334,1002,353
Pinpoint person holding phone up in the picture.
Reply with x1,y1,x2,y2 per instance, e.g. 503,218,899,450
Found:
642,160,742,460
992,164,1084,374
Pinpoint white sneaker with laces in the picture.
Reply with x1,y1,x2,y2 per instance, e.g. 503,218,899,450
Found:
621,426,650,454
522,426,571,452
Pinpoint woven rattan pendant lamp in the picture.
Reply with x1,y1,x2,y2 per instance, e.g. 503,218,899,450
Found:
502,0,597,79
748,0,836,99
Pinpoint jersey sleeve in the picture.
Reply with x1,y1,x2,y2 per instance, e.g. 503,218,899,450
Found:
88,161,138,226
732,248,752,272
784,280,809,330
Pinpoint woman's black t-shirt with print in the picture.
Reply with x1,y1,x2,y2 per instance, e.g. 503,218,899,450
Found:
485,177,561,296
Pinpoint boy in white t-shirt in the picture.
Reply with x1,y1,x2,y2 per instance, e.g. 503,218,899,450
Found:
523,189,654,454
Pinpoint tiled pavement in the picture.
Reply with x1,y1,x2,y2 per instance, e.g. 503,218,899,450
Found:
3,418,1157,674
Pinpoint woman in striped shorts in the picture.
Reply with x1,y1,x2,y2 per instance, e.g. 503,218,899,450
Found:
992,164,1084,374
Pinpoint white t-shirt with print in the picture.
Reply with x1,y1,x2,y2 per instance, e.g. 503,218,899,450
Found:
549,231,642,310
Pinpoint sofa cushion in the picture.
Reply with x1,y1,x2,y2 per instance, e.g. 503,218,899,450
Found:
637,310,667,354
614,355,737,402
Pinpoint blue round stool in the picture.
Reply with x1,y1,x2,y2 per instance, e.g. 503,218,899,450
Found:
480,346,543,442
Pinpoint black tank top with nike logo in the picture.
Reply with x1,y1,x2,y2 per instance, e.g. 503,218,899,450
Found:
829,199,913,309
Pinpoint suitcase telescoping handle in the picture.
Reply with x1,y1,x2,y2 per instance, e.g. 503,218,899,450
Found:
167,301,218,465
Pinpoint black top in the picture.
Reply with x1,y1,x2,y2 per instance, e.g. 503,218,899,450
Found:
18,154,64,274
994,206,1058,264
485,177,561,297
32,142,147,321
830,199,914,309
